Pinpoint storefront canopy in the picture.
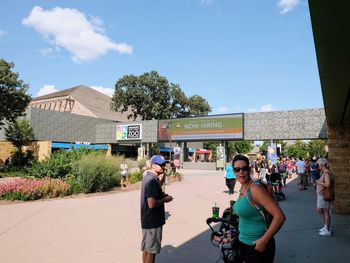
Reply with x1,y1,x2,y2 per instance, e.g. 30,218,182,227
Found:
52,142,108,150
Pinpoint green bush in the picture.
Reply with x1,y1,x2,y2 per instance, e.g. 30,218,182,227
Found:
10,149,36,167
65,174,83,194
75,155,121,193
129,171,143,184
26,148,99,179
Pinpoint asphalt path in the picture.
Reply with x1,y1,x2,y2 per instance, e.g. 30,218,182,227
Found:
0,170,349,263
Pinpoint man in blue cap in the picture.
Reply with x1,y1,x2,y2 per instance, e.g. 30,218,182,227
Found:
141,155,174,263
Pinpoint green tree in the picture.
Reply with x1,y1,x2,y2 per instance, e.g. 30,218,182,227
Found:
111,71,211,120
203,141,219,161
260,141,269,156
229,141,253,155
308,140,327,158
0,59,31,128
284,140,309,159
5,118,34,166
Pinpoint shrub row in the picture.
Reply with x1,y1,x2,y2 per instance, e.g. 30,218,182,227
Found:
1,149,151,201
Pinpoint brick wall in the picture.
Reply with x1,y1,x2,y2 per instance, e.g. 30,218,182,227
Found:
0,141,15,165
0,141,52,164
327,125,350,214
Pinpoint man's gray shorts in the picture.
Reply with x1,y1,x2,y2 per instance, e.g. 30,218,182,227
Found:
298,173,307,185
141,227,163,254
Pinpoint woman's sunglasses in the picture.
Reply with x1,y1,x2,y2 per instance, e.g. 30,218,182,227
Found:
233,166,249,173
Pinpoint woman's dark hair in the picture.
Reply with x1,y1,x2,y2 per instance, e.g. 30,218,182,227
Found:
232,154,250,167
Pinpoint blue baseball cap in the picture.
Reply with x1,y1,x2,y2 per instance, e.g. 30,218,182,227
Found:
151,155,169,165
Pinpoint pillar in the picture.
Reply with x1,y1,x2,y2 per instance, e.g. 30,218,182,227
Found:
327,125,350,214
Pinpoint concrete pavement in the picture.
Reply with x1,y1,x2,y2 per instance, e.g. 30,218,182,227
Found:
0,170,349,262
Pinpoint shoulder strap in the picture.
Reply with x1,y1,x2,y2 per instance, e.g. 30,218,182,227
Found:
246,181,269,229
324,170,334,188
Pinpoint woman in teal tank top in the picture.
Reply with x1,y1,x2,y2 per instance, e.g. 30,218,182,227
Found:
232,155,286,263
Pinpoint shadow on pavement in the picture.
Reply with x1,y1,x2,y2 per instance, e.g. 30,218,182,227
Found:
158,178,350,263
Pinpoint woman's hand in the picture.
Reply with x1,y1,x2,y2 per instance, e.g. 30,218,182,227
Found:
253,238,268,252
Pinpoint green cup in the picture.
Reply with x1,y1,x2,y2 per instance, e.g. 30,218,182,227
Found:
212,206,219,219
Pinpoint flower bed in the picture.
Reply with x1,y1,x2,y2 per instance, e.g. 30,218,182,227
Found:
0,178,70,201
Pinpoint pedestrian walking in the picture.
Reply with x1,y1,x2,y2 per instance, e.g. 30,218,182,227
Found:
225,162,236,195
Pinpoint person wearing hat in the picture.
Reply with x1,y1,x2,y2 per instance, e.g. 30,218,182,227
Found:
140,155,174,263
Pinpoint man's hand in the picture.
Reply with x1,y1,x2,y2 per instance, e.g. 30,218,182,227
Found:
163,195,173,203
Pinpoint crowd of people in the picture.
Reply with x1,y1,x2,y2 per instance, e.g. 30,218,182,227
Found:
139,153,334,263
226,154,334,262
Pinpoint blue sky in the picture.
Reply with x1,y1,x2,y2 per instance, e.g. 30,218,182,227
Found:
0,0,324,114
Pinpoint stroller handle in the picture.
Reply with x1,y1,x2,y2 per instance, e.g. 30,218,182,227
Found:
206,217,231,225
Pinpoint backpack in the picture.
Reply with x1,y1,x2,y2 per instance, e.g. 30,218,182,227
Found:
246,179,277,229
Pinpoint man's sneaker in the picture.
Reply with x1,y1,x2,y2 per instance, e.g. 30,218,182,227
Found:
319,229,331,237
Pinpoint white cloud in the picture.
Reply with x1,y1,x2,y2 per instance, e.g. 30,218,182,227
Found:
260,104,276,112
37,85,58,96
22,6,132,63
90,86,114,97
277,0,299,14
0,30,7,37
38,46,60,57
247,104,276,113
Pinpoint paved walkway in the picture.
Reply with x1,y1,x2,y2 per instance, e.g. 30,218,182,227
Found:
0,170,349,262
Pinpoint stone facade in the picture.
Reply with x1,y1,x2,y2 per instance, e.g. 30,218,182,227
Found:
327,125,350,214
244,108,327,140
0,108,328,144
28,107,112,143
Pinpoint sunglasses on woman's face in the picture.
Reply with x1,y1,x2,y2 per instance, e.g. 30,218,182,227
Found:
233,166,249,173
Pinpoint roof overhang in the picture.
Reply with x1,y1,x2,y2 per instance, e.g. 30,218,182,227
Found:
308,0,350,126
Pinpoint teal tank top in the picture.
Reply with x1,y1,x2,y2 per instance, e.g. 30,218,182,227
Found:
233,194,267,245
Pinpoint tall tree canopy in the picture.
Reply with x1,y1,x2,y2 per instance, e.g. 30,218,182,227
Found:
308,139,327,158
111,71,211,120
0,59,31,128
229,141,253,155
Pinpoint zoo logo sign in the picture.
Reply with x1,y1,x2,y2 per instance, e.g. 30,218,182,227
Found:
116,124,142,140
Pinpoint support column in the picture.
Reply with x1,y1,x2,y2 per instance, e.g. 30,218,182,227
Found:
183,142,188,163
327,125,350,214
146,143,152,159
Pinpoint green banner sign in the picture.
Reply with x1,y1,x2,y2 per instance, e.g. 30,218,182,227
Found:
158,114,243,141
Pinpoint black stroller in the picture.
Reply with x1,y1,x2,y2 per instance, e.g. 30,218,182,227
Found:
268,172,286,201
206,204,241,263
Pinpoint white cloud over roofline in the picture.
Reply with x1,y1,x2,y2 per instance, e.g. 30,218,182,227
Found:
90,86,114,97
22,6,132,63
247,104,276,113
37,85,58,96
